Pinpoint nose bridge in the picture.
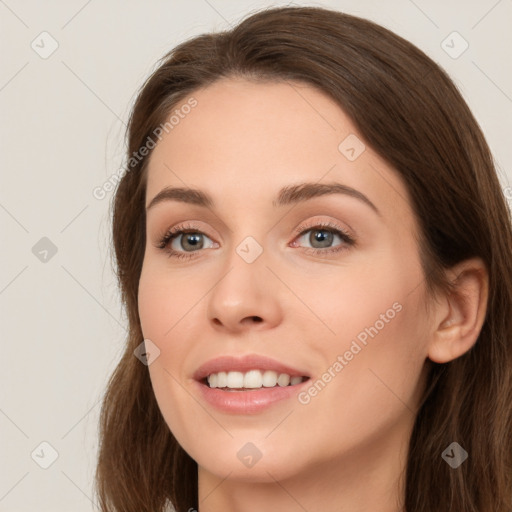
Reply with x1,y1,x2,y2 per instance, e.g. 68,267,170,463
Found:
206,232,283,330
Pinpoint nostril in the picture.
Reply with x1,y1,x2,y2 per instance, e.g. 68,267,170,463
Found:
240,316,263,325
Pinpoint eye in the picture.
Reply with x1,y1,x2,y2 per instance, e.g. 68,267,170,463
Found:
156,220,355,260
157,222,217,260
291,221,355,256
168,231,215,253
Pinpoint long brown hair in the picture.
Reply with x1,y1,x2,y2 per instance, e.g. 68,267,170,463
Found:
95,6,512,511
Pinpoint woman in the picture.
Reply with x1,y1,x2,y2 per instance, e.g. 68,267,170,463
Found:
95,6,512,512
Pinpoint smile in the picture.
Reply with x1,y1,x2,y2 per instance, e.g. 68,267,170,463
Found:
205,369,308,390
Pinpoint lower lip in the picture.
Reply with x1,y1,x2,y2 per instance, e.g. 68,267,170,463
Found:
194,379,311,414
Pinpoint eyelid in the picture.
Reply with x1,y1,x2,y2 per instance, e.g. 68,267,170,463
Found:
292,218,353,239
289,219,356,254
155,221,215,249
155,217,356,259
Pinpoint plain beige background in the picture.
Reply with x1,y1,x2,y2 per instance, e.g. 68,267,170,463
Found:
1,0,511,510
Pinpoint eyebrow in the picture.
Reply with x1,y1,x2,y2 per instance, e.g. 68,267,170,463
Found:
146,182,381,216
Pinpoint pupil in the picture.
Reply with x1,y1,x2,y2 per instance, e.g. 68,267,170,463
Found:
311,229,332,248
183,233,202,250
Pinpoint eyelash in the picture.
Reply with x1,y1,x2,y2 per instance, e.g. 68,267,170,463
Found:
156,220,355,260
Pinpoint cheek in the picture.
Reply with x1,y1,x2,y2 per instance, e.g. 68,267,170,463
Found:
138,277,166,340
290,254,420,345
293,292,429,469
311,279,429,431
137,268,191,396
138,265,201,386
138,263,192,340
301,250,429,404
138,270,198,441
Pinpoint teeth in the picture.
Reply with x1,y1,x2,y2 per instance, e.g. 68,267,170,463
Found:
206,370,306,389
216,371,227,388
277,373,290,386
244,369,264,388
262,370,278,387
226,371,244,388
208,373,218,388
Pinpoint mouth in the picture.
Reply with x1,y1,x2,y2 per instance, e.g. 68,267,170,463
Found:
193,355,312,413
200,370,311,391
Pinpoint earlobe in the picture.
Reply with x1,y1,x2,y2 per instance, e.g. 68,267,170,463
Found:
427,258,489,364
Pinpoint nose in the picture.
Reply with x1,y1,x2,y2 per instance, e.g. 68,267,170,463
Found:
206,249,284,333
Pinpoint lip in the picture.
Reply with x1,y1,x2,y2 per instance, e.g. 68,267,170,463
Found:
192,354,312,414
193,376,311,414
193,354,310,381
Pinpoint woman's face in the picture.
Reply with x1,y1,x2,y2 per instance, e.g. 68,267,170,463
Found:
138,78,434,484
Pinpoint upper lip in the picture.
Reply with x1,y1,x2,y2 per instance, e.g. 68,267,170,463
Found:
193,354,311,381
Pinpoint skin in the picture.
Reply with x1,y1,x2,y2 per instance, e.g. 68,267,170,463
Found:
137,78,488,512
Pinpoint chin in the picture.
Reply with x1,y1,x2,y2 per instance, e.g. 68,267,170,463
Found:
195,441,307,483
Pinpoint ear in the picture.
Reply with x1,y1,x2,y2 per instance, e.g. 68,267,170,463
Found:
427,258,489,363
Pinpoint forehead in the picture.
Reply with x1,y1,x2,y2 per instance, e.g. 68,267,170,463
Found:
145,78,413,224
